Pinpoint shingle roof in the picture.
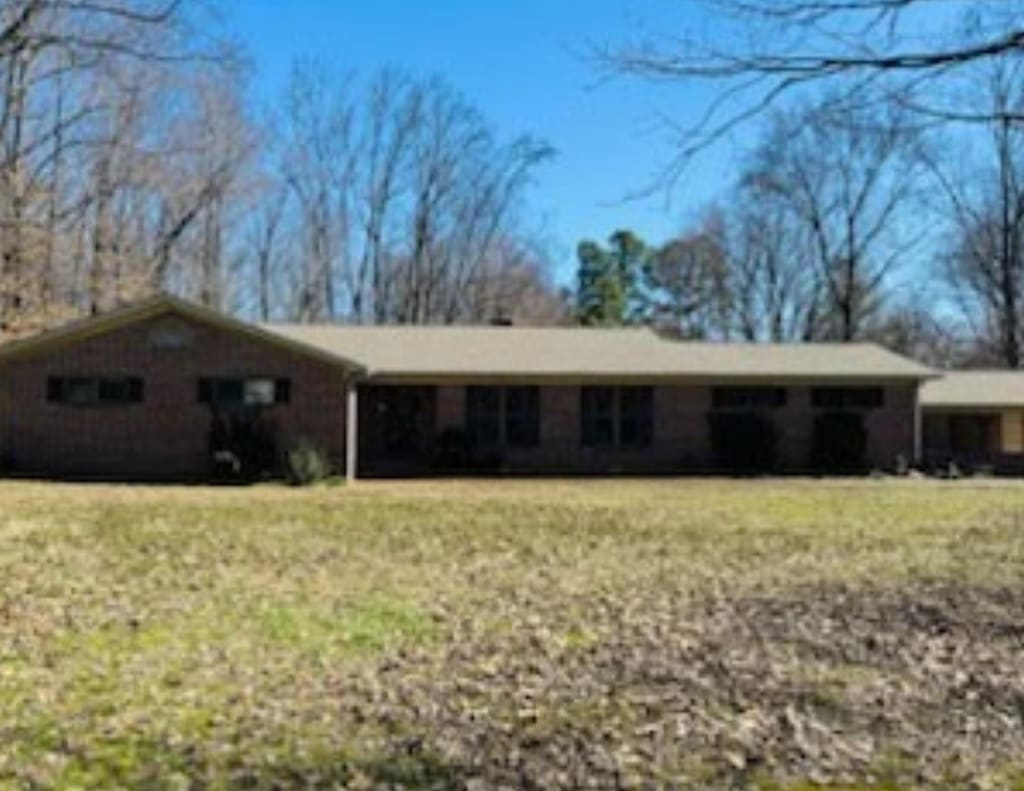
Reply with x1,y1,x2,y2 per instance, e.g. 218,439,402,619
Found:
920,371,1024,408
262,324,933,381
0,293,933,381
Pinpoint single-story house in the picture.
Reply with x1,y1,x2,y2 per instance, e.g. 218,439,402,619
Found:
0,294,936,481
921,372,1024,473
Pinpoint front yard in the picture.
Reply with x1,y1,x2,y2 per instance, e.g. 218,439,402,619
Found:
2,479,1024,789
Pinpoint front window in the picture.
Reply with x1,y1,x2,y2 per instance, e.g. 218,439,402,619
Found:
466,387,502,447
811,387,884,410
199,378,291,407
581,386,653,448
47,376,144,406
466,386,540,449
504,387,540,448
712,386,787,409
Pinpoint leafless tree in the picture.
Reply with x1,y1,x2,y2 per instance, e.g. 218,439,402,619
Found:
0,0,244,335
603,1,1024,178
926,59,1024,367
718,194,824,342
739,100,923,340
263,65,556,326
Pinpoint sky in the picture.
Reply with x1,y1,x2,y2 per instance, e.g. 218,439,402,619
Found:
226,0,736,283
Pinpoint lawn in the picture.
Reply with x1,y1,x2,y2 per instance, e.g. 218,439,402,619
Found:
2,479,1024,789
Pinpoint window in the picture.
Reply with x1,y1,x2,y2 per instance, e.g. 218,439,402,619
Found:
619,387,653,446
47,376,144,406
581,386,653,448
198,378,291,407
581,387,616,447
505,387,540,448
466,386,540,449
811,386,884,410
712,386,787,409
466,387,502,447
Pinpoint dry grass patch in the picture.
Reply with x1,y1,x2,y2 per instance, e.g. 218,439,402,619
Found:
1,479,1024,788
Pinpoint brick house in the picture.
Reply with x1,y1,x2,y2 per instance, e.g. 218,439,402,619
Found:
921,372,1024,473
0,294,934,481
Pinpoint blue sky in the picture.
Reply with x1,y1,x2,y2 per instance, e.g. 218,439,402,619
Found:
227,0,736,282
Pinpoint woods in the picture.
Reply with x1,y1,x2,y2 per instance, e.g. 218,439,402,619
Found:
0,1,563,336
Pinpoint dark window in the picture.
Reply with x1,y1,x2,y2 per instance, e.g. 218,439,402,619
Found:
811,387,884,410
198,377,290,407
581,387,616,447
581,386,652,448
466,386,541,449
619,387,653,447
47,376,143,406
712,386,787,409
505,387,540,448
275,378,292,405
466,386,502,447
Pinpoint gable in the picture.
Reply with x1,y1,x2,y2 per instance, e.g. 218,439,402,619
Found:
0,296,365,373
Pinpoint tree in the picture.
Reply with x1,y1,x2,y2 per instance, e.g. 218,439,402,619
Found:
739,100,922,341
646,212,731,339
718,192,824,342
604,1,1024,175
575,229,649,326
927,60,1024,367
252,65,557,325
862,304,962,367
0,10,561,334
0,0,245,335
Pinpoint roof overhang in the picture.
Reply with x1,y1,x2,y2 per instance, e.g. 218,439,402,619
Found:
367,372,934,386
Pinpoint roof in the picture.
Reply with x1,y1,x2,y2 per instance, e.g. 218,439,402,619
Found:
920,371,1024,409
262,323,934,381
0,294,366,372
0,294,933,381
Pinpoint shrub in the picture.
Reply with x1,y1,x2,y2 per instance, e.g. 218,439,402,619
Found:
284,438,334,486
708,412,779,474
812,411,868,472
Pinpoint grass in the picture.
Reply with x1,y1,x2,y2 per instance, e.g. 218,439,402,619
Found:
1,478,1024,788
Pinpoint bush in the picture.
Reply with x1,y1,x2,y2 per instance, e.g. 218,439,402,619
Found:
708,412,778,474
812,411,868,472
284,438,334,486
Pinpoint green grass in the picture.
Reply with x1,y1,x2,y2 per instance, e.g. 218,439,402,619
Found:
1,478,1023,788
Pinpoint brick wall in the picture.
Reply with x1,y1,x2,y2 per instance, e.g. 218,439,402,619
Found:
0,313,919,481
433,382,917,474
0,313,348,480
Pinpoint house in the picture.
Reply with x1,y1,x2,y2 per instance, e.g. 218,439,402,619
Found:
0,294,934,481
921,372,1024,473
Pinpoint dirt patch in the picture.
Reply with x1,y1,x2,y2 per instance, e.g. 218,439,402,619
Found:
341,583,1024,789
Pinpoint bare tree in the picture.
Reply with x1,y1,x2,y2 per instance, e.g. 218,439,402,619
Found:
926,59,1024,367
264,65,556,326
740,100,922,340
719,194,824,342
0,0,244,335
278,61,357,321
604,1,1024,176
